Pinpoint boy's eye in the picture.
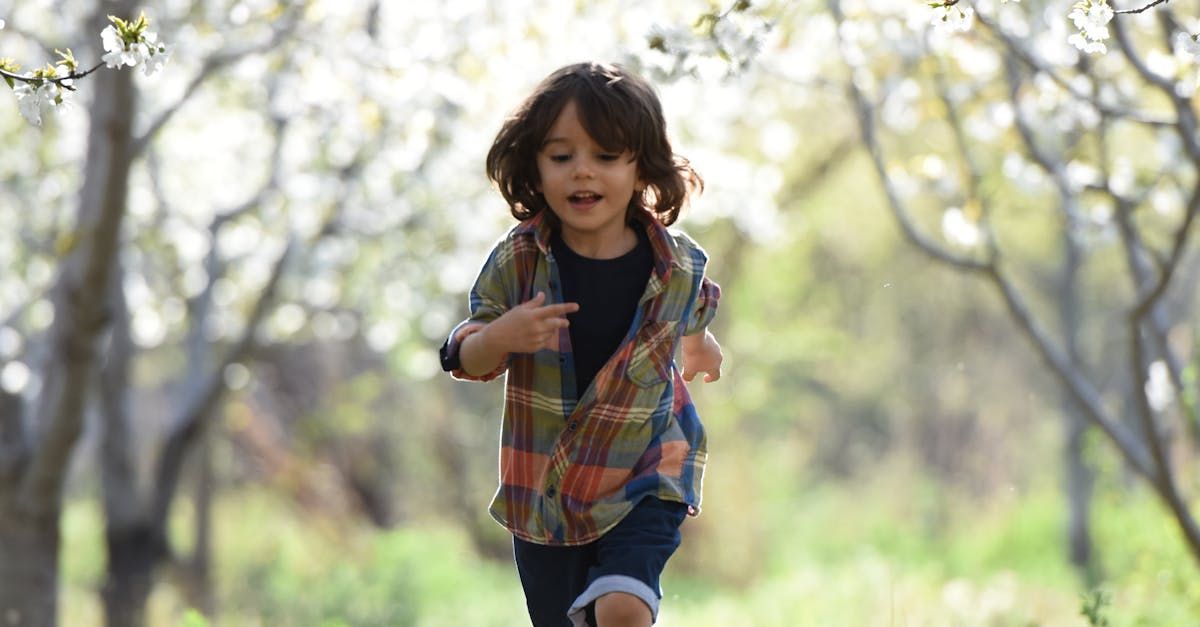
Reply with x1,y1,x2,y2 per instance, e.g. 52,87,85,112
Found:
598,154,620,161
549,154,571,163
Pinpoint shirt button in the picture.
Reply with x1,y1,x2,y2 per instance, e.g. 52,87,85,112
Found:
567,422,578,431
546,486,557,497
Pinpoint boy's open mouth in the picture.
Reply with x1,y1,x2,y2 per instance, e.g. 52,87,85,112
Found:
569,191,602,202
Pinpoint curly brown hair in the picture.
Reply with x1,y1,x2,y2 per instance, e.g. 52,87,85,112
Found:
485,62,702,227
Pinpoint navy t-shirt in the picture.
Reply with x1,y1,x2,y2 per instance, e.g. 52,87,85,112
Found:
551,226,653,398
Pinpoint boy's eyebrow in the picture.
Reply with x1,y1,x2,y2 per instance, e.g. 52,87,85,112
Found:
541,137,629,153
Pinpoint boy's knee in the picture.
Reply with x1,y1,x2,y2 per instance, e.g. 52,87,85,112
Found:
593,592,651,627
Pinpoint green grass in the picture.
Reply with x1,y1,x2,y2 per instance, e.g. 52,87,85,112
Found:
58,465,1199,626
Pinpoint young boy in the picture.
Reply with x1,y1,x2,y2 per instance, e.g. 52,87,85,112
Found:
440,61,723,627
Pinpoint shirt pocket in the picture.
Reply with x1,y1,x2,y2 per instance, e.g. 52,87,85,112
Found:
625,321,677,387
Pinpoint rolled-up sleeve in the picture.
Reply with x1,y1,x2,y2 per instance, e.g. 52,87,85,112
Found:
441,238,516,381
682,275,720,336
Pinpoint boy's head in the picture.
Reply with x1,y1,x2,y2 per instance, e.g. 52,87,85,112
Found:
487,62,701,227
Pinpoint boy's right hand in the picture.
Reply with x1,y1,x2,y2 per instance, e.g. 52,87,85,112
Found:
482,291,578,354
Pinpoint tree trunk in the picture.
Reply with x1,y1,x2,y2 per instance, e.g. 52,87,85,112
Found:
99,250,160,627
0,2,139,624
0,507,60,627
178,425,216,618
1058,220,1097,582
1064,408,1097,583
101,524,166,627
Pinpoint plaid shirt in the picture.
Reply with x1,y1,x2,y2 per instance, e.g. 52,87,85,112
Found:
443,209,720,546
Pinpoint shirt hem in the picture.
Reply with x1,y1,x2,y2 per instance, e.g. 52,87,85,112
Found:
489,493,697,547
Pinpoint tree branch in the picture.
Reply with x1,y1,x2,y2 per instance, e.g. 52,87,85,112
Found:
1127,320,1200,556
1114,0,1172,15
1004,54,1079,223
930,58,1003,260
151,237,294,525
829,0,1157,477
149,69,295,525
1111,15,1200,163
845,80,990,271
130,5,305,157
1110,14,1200,316
0,61,105,90
975,12,1172,129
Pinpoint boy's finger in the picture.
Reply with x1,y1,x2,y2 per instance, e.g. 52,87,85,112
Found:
682,369,696,382
535,302,580,317
522,291,547,307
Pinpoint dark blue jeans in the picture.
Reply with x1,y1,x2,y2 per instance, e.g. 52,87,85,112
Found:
513,497,689,627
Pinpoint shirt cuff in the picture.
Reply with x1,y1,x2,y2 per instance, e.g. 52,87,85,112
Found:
439,336,463,372
441,321,507,381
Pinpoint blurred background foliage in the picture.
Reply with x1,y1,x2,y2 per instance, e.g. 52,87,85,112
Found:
2,0,1200,625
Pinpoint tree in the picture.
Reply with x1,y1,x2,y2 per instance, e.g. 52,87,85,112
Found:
2,1,552,623
0,3,151,623
826,0,1200,568
644,0,1200,576
0,2,311,624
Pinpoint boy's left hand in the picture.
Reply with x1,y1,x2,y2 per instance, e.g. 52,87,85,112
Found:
681,329,723,383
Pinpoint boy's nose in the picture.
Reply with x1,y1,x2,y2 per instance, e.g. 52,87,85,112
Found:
572,160,594,179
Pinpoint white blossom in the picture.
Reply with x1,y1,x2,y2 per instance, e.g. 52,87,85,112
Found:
931,5,974,34
54,64,74,88
13,81,62,126
142,40,173,77
1145,360,1173,412
101,24,171,75
1068,0,1114,55
13,84,39,125
1174,31,1200,60
647,24,695,54
0,361,30,394
713,18,765,66
100,25,124,64
941,207,982,247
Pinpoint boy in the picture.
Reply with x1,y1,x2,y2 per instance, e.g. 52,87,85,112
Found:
440,61,722,627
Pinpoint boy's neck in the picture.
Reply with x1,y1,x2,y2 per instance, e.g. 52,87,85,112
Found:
558,225,639,260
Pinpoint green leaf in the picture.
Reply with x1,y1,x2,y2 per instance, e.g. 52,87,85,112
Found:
131,11,150,37
55,48,78,73
694,12,719,32
0,57,18,89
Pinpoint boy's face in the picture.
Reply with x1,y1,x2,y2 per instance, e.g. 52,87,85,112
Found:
536,100,643,254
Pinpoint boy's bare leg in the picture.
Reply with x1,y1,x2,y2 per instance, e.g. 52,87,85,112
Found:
594,592,651,627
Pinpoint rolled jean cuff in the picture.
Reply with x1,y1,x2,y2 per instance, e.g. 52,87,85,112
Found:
567,574,660,627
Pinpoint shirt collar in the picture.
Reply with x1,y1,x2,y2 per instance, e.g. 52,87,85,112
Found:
514,209,681,283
